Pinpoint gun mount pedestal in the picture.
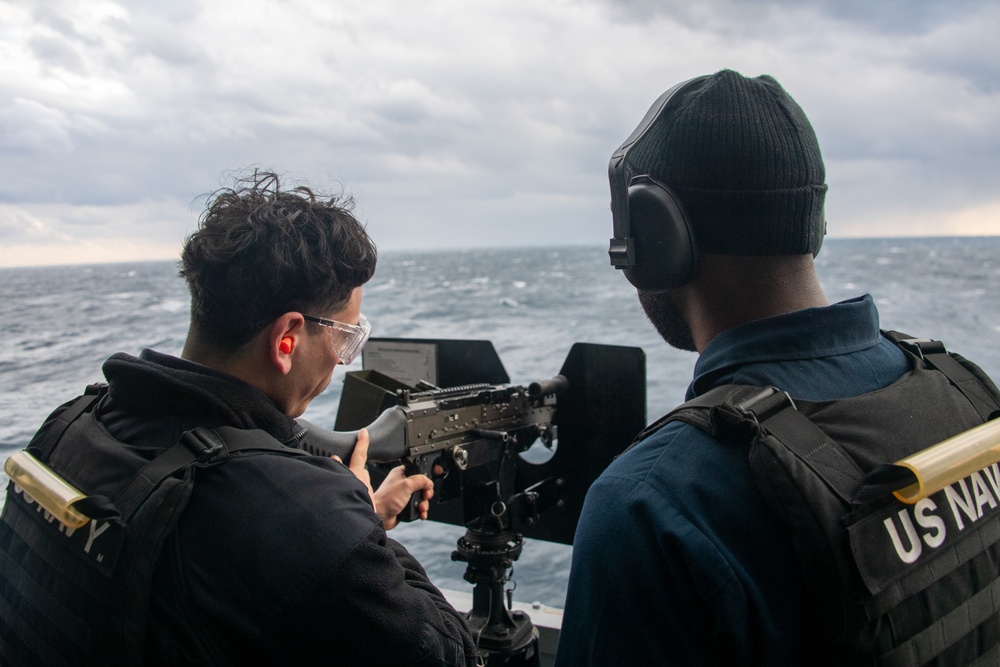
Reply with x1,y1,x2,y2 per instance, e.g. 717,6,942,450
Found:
453,529,539,667
324,339,648,665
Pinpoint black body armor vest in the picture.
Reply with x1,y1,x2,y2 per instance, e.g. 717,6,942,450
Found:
0,385,303,667
639,334,1000,666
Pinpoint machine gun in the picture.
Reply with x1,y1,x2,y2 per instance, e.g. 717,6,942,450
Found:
298,375,567,525
296,338,646,666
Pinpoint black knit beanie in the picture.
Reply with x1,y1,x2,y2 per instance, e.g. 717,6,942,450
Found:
626,70,827,255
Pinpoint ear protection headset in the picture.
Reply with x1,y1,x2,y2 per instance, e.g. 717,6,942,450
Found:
608,75,709,292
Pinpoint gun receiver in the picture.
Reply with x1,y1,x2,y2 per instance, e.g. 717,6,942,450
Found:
297,377,566,478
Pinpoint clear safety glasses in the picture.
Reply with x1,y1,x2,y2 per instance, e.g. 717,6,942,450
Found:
302,313,372,365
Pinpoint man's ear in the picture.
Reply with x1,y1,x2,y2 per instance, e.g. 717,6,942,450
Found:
267,313,306,375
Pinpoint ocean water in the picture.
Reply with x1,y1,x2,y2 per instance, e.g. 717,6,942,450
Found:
1,237,999,608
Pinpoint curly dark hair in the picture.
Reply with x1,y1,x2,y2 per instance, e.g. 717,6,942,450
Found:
180,171,377,351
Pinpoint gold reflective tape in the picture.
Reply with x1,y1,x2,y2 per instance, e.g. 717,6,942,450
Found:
4,451,90,529
893,419,1000,504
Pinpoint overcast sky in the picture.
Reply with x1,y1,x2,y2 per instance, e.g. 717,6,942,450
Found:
1,0,998,267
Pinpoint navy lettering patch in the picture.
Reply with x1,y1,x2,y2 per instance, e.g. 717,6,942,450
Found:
849,463,1000,595
4,480,124,577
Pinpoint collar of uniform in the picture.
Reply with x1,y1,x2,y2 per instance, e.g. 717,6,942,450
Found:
102,348,300,443
688,294,881,399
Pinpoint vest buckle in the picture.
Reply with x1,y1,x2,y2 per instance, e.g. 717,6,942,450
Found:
179,429,229,465
898,337,946,359
730,386,796,425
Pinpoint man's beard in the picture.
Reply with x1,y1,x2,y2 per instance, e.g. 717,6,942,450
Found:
637,290,697,352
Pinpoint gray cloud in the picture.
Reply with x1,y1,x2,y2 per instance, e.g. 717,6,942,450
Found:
28,33,85,73
0,100,75,154
597,0,994,35
0,0,996,266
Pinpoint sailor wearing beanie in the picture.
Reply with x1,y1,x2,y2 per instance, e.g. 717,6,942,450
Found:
624,69,827,257
556,70,1000,666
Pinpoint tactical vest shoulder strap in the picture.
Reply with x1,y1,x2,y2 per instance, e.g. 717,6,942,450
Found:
654,334,1000,504
727,386,866,504
648,384,867,504
885,331,1000,421
630,384,747,443
22,384,309,524
114,425,304,520
27,383,107,460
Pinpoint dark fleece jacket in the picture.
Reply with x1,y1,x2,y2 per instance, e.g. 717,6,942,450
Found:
97,349,477,666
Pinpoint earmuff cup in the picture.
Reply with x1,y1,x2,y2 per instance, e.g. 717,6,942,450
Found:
608,76,708,292
623,176,697,292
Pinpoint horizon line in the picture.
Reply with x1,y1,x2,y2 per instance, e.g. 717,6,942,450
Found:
1,234,998,271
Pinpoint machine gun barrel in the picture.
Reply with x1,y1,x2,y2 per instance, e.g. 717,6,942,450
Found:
528,374,568,399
